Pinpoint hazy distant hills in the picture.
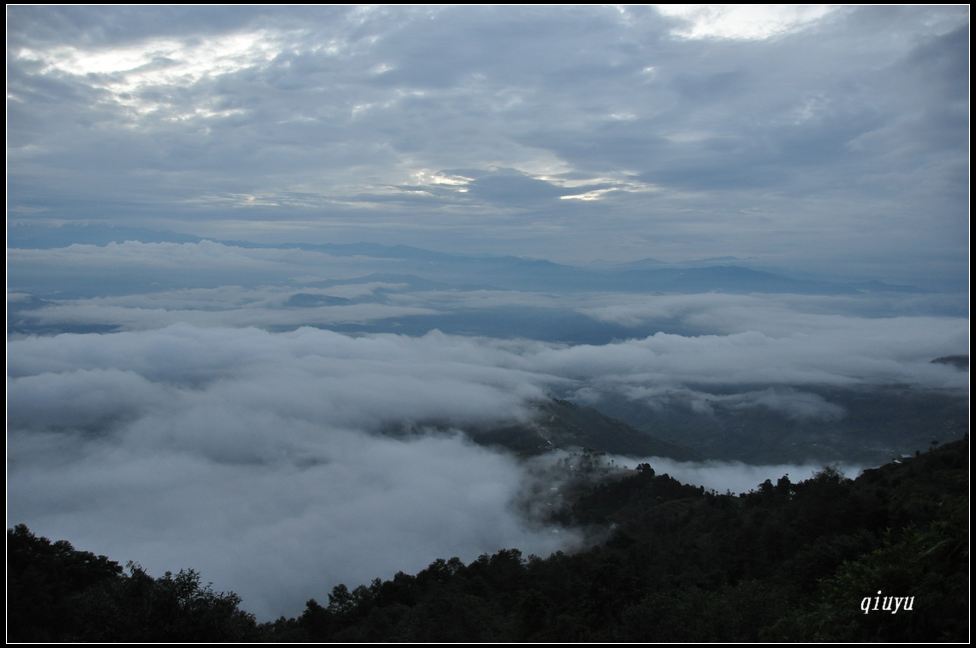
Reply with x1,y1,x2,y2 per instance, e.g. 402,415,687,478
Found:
468,399,698,460
8,223,926,296
586,384,969,464
267,240,924,295
384,398,697,460
932,354,969,370
388,385,968,466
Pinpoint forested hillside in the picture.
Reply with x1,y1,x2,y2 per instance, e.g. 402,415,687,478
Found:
8,438,968,642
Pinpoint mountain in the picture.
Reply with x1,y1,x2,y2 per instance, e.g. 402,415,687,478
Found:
467,399,698,459
385,398,698,460
277,243,925,295
586,385,969,464
281,437,970,642
283,293,353,308
9,226,925,296
8,438,968,641
932,354,969,370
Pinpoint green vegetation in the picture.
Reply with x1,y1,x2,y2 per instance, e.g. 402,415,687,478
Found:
7,526,258,642
468,398,698,459
7,438,968,642
593,385,969,464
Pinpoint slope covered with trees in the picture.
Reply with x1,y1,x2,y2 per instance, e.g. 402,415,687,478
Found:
7,438,968,642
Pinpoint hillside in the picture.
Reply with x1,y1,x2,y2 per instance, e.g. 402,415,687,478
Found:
280,438,969,642
381,398,697,459
7,438,968,642
468,399,698,459
589,385,969,464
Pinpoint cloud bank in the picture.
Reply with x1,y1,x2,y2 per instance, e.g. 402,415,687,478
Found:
612,455,862,495
8,325,568,619
7,289,966,617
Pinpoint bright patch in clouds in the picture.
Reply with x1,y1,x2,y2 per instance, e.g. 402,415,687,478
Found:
17,30,286,117
413,169,474,187
557,177,658,201
656,4,837,40
560,188,617,201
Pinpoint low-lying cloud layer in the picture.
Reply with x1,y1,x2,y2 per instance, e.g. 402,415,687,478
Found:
7,240,393,296
7,310,967,618
612,455,863,495
10,425,574,620
8,326,567,619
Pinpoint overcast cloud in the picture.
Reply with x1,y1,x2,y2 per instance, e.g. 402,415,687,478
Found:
7,5,969,285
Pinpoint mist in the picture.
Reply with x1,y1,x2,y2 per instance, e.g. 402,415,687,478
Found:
7,313,967,617
6,5,969,635
8,325,573,618
611,455,863,495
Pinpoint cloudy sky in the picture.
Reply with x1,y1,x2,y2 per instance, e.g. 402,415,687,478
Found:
5,5,970,621
7,5,969,285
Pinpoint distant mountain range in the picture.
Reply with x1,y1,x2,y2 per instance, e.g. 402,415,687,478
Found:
585,382,969,464
932,354,969,370
8,223,926,295
382,398,697,460
260,240,925,295
386,384,968,466
470,399,698,460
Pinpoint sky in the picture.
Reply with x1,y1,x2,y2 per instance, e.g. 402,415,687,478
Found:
5,5,971,621
6,5,970,285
